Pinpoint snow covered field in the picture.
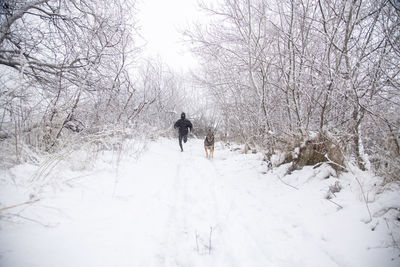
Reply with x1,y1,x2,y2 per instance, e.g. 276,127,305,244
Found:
1,138,399,267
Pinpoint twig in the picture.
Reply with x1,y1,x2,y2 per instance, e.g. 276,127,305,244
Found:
7,213,56,228
195,231,200,252
63,172,98,183
326,198,343,209
274,174,299,190
0,199,40,212
326,154,372,223
209,226,213,255
0,82,25,101
385,218,400,250
354,175,373,223
324,154,347,171
373,206,400,217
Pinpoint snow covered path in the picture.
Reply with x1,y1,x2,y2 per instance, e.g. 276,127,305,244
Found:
1,138,398,267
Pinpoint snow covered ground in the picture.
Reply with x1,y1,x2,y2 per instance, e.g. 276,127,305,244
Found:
1,138,399,267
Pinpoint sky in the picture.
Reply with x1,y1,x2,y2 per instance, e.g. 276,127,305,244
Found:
137,0,202,71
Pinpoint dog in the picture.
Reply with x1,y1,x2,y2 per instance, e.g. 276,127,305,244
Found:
204,129,215,158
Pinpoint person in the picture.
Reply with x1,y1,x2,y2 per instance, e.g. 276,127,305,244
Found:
174,112,193,152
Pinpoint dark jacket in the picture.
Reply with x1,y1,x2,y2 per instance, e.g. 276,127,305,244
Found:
174,113,193,135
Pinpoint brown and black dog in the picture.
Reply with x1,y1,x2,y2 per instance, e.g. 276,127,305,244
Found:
204,129,215,158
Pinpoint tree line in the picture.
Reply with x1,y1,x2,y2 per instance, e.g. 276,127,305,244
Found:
0,0,189,166
184,0,400,181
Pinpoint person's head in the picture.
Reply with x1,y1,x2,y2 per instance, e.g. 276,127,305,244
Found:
181,112,186,119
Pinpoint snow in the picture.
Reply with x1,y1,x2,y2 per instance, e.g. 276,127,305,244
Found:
1,138,399,267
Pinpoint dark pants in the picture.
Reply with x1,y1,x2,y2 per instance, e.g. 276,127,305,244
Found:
178,133,188,151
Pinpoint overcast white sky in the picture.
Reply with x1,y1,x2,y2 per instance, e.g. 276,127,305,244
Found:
137,0,202,71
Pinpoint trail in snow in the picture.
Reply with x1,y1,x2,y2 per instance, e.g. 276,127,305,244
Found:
0,138,398,267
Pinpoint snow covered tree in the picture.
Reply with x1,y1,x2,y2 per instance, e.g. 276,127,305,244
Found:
185,0,400,179
0,0,142,161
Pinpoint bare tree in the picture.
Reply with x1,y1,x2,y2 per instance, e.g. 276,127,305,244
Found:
185,0,400,179
0,0,142,161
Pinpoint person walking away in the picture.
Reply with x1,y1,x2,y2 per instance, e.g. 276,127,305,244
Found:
174,112,193,152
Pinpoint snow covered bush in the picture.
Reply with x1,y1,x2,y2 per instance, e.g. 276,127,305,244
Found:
264,131,344,173
293,132,345,172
